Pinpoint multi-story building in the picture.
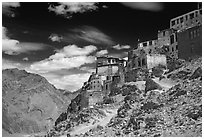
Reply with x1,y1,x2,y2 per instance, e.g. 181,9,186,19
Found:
177,25,202,60
96,56,126,94
87,72,102,92
137,39,158,55
157,28,178,59
127,48,167,71
170,9,202,31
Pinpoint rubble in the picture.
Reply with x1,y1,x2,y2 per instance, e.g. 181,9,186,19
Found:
145,78,162,93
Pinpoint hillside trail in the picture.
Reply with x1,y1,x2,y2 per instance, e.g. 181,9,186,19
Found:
61,107,118,136
152,78,176,91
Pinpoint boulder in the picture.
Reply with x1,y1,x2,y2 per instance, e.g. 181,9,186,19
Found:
145,78,162,93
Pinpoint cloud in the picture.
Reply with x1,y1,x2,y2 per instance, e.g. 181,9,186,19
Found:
121,2,163,12
26,44,98,91
50,44,97,59
43,73,91,91
2,58,28,70
29,44,97,73
112,44,131,50
68,26,114,45
48,33,63,42
96,49,108,56
30,55,96,73
2,2,20,17
48,2,98,18
2,27,48,55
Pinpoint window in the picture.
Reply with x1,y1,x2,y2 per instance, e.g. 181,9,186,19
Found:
176,19,179,24
142,59,146,66
185,15,188,20
180,17,184,23
171,20,175,26
172,47,174,52
108,59,111,63
170,35,174,44
190,13,194,19
200,9,202,15
149,41,152,45
138,59,141,67
195,11,198,17
176,45,178,50
163,31,165,36
143,42,147,47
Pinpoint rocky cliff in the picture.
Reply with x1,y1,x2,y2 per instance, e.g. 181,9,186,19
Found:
2,68,69,135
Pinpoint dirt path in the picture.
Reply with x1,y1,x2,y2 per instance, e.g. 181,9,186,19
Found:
65,108,118,136
153,78,176,91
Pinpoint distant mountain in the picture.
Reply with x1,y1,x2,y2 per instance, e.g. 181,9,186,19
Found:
2,68,70,135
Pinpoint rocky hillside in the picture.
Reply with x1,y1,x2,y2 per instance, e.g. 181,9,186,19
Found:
29,57,201,137
81,58,202,137
2,68,70,136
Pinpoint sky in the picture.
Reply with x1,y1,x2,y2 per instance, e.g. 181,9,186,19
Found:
2,2,199,91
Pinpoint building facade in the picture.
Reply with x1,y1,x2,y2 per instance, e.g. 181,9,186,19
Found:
177,25,202,60
170,9,202,31
87,72,102,92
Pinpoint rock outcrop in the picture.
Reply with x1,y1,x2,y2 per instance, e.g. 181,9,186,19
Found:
2,68,67,135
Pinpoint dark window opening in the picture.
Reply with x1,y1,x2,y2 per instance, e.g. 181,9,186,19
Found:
142,59,146,66
185,15,188,20
170,35,174,44
176,45,178,50
195,11,198,17
138,60,141,67
163,31,165,36
176,19,179,24
90,94,93,96
149,41,152,45
200,9,202,15
180,17,184,23
171,20,175,26
143,42,147,47
108,59,111,63
190,13,194,19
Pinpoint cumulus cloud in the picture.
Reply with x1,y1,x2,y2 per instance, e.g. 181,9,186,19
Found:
112,44,131,50
121,2,163,12
2,58,27,70
48,2,98,18
29,44,97,73
69,26,114,45
96,49,108,56
50,44,97,59
30,55,96,73
48,33,63,42
43,73,91,91
2,27,48,55
26,44,98,91
2,2,20,17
